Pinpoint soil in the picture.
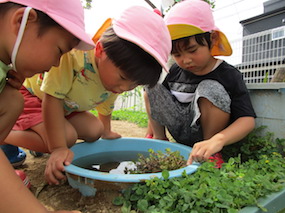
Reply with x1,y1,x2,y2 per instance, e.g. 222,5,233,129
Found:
20,120,148,213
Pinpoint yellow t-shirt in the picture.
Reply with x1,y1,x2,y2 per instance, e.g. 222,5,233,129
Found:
24,49,118,116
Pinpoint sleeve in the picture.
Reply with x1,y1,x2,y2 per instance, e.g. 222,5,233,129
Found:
23,74,45,99
230,71,256,121
40,51,75,99
95,93,119,116
0,67,7,93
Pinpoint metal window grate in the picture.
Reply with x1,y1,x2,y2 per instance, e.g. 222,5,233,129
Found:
232,26,285,83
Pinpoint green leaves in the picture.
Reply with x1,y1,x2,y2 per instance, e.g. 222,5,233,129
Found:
111,110,149,128
90,108,149,128
126,148,186,174
137,199,148,212
114,153,285,212
81,0,92,9
162,170,169,180
112,196,124,206
222,126,283,163
97,107,285,212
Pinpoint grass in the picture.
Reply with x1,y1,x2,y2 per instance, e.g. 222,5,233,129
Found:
90,109,148,128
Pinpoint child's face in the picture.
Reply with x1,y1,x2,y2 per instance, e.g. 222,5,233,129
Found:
172,37,216,75
16,25,79,78
96,45,138,94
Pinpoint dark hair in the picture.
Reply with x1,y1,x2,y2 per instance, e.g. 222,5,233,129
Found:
172,32,212,54
0,2,61,37
100,27,162,87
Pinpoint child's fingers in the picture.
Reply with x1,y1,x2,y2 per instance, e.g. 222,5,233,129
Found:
46,168,66,185
45,168,59,185
63,150,74,166
45,159,66,185
53,161,66,183
187,155,193,165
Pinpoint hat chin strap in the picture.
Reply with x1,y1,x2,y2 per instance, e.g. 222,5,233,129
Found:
11,7,32,72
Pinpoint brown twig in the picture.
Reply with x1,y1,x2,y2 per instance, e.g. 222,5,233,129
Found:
144,0,156,9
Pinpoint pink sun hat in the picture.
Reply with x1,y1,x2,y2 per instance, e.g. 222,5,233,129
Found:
0,0,95,51
113,6,172,72
165,0,232,56
92,6,172,71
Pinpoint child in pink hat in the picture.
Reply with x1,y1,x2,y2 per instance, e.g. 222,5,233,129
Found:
0,0,94,212
4,5,171,185
0,0,95,169
145,0,256,168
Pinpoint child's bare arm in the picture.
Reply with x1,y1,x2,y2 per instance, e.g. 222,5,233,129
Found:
42,93,67,152
187,116,255,165
0,150,80,213
42,93,74,185
0,85,23,142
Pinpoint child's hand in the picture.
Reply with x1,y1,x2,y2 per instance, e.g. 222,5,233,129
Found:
187,139,223,165
44,147,74,185
6,70,25,90
101,130,122,139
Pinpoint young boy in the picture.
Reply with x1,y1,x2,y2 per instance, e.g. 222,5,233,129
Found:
145,0,256,167
5,6,172,185
0,0,94,212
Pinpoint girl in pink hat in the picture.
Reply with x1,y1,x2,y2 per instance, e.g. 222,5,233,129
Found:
4,6,171,185
145,0,256,168
0,0,94,212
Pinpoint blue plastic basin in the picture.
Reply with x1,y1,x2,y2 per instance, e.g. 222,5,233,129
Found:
65,137,199,196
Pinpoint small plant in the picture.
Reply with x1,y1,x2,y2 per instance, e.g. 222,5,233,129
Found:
126,148,187,174
222,125,281,162
113,153,285,212
113,127,285,212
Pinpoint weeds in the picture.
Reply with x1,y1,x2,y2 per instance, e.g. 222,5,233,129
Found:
90,109,285,212
126,148,186,174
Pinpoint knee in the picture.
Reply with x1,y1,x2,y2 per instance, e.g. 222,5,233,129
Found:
198,97,230,120
66,129,78,148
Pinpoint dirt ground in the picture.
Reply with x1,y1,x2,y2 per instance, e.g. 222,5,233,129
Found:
20,120,148,213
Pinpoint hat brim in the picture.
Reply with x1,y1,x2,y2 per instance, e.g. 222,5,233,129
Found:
168,24,205,40
0,0,94,51
46,13,95,51
92,18,112,44
168,24,232,56
211,31,232,56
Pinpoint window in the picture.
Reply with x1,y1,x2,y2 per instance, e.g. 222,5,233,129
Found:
271,27,285,40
